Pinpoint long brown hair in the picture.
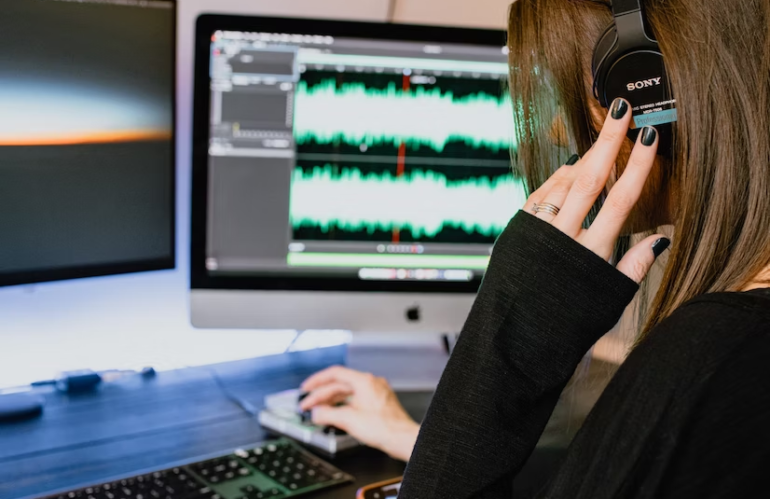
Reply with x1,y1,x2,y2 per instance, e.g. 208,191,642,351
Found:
507,0,770,340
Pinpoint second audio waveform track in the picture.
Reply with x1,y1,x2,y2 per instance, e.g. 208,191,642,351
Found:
290,165,527,244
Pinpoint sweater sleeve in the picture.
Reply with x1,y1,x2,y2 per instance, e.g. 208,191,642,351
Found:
398,211,639,499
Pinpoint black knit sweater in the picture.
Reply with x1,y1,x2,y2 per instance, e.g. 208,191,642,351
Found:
399,211,770,498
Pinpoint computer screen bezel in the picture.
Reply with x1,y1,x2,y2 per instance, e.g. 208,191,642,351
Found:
0,0,178,288
191,14,510,293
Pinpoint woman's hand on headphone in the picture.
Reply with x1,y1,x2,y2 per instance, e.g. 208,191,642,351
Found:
523,98,670,284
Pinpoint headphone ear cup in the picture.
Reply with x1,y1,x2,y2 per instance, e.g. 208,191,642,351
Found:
603,50,673,156
592,22,618,106
590,13,675,159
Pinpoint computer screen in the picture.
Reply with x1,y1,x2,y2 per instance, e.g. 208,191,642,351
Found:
0,0,176,287
192,16,525,295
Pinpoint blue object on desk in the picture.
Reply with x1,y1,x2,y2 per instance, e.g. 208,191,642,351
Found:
56,370,102,394
0,393,44,422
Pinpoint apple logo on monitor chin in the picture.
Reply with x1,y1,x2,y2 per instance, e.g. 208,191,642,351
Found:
406,305,421,322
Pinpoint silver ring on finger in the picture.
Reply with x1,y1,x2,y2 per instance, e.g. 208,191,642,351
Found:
534,203,561,217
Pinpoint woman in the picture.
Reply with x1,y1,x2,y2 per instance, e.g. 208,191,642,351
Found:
306,0,770,495
396,0,770,497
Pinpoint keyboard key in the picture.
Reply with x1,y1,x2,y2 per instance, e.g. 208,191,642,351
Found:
184,480,201,491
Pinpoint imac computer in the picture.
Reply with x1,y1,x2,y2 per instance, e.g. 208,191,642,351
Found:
190,15,526,332
0,0,176,288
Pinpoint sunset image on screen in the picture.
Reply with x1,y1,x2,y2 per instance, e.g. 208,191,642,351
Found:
0,81,172,146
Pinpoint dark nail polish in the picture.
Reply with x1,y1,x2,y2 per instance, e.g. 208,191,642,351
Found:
641,126,657,146
610,98,629,119
652,238,671,258
566,154,580,166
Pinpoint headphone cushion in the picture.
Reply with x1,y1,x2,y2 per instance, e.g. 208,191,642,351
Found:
592,22,617,77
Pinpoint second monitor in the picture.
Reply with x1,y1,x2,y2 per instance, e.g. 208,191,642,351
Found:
191,15,526,332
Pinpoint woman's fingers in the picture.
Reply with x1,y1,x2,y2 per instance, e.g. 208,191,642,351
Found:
533,173,575,223
311,405,358,435
522,154,579,215
299,382,353,411
552,98,632,237
616,235,671,283
301,365,376,393
580,126,659,259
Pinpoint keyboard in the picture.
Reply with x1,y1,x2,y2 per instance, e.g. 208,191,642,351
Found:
36,439,353,499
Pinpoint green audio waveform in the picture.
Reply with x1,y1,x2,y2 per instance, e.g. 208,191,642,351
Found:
293,80,515,152
290,165,527,238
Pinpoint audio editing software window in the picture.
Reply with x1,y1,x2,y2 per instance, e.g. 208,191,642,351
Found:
206,30,527,282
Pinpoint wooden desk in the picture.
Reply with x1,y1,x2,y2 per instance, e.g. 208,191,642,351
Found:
0,344,611,499
0,347,409,499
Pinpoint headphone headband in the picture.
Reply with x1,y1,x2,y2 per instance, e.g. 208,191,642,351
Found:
613,1,655,49
612,0,642,16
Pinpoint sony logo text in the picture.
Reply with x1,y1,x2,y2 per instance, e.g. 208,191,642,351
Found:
627,78,662,91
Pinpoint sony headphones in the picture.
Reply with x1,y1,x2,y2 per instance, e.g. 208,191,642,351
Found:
591,0,675,153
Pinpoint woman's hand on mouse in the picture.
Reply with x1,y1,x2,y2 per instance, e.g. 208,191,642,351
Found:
299,366,419,462
524,98,670,283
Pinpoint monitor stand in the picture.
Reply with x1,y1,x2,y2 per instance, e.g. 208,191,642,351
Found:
346,332,452,392
0,392,44,423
